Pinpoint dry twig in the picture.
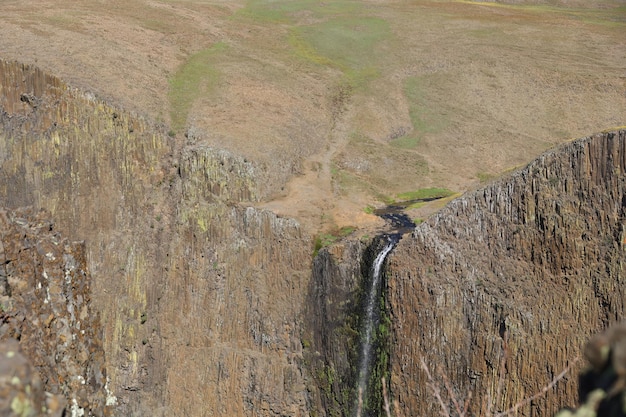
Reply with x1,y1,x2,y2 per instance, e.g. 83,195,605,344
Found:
494,357,580,417
421,357,452,417
382,377,392,417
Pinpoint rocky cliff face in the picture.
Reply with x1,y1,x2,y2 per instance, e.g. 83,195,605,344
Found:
2,58,625,417
386,129,626,416
0,207,112,416
0,59,313,416
305,239,368,415
305,236,396,417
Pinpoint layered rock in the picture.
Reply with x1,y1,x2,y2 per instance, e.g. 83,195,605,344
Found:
386,129,626,416
0,59,312,416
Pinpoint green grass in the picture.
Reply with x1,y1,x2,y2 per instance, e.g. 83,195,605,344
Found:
392,75,451,149
139,18,177,34
404,201,426,210
391,136,420,149
290,16,389,88
292,17,389,70
236,1,391,92
168,42,227,134
235,0,362,24
312,226,357,256
339,226,356,236
396,187,455,202
476,171,496,183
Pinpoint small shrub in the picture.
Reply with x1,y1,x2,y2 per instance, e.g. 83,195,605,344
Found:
339,226,355,236
312,226,357,256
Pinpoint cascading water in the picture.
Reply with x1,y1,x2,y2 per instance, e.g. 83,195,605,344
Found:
354,234,399,416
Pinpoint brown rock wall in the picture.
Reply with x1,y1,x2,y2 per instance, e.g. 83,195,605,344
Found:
0,59,312,416
305,240,370,415
387,130,626,416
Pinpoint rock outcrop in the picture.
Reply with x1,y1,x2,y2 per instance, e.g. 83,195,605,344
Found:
305,239,369,415
0,207,111,416
386,129,626,416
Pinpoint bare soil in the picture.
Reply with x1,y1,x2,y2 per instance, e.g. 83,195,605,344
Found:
1,0,624,235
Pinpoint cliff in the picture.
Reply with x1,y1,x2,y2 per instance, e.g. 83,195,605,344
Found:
0,59,313,416
386,129,626,416
305,239,368,415
2,57,625,417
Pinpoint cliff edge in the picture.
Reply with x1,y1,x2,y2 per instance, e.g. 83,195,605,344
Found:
387,129,626,416
0,59,313,416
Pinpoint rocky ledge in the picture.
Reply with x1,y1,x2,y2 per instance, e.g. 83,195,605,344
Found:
0,207,113,416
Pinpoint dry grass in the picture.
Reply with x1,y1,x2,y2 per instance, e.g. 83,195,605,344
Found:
0,0,624,233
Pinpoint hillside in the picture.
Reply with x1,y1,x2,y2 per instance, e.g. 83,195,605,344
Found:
1,0,624,232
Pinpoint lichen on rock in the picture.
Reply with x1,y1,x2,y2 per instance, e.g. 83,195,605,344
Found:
0,207,112,416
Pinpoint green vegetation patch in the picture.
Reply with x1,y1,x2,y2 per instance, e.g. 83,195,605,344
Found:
168,42,227,134
396,187,455,202
313,226,356,257
140,18,177,34
235,0,362,24
290,16,389,88
392,75,451,149
235,1,393,108
476,171,496,184
293,16,389,70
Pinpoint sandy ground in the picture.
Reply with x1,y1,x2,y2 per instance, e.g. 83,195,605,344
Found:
1,0,624,235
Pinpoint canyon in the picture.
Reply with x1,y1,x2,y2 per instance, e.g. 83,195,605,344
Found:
0,1,625,416
1,45,626,417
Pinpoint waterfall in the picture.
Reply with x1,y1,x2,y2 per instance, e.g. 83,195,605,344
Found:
355,235,398,416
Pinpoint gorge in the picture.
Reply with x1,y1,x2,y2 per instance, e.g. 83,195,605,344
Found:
0,52,625,417
309,128,626,417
